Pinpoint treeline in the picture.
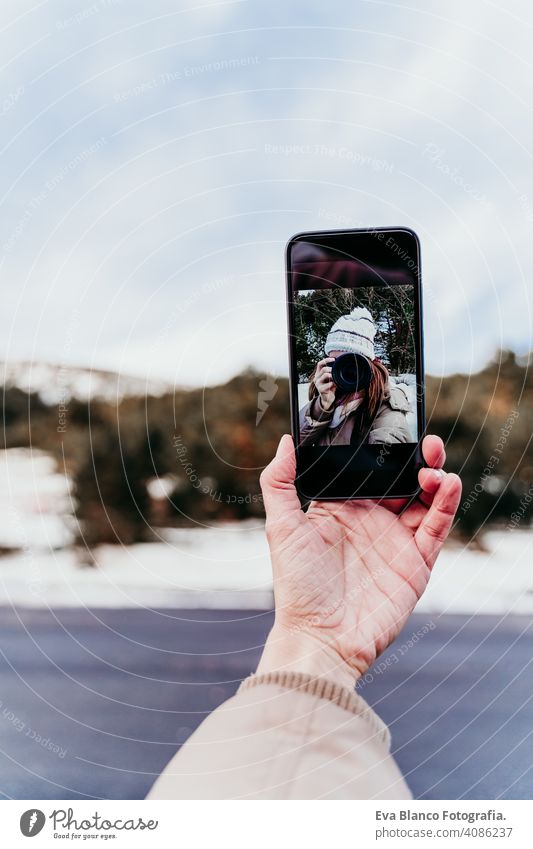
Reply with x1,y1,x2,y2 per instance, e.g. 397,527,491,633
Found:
294,284,416,380
2,350,532,547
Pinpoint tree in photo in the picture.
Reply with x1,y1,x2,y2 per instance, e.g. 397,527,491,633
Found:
294,284,416,381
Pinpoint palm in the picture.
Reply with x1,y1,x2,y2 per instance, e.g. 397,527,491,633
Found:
272,499,431,675
261,435,461,680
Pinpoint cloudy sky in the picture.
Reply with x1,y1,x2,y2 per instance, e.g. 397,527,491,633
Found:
1,0,532,387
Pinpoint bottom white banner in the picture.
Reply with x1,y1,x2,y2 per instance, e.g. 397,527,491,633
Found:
2,799,530,847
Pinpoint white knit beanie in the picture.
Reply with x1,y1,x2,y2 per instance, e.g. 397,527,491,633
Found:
324,306,376,359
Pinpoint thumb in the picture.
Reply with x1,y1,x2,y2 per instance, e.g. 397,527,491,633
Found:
260,434,305,531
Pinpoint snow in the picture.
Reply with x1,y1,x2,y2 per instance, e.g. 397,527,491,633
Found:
1,360,173,402
0,448,532,613
417,532,533,616
0,448,73,550
0,526,273,609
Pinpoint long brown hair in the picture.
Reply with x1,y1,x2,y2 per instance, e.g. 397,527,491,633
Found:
309,358,389,429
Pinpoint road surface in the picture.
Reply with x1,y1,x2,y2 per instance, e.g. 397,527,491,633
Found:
0,607,531,799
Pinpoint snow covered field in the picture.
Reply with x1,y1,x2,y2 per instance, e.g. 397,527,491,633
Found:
1,448,532,613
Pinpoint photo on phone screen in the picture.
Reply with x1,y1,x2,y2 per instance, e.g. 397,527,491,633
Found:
286,228,425,501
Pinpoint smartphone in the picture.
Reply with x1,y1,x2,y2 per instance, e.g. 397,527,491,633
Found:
286,227,425,500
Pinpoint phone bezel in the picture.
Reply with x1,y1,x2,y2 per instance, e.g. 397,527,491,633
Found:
285,226,426,502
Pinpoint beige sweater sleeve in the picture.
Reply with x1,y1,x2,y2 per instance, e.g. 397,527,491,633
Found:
147,671,411,800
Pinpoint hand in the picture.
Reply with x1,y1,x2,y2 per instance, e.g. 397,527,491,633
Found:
256,434,462,688
314,357,336,410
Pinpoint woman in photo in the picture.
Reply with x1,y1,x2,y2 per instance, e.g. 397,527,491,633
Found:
299,307,412,446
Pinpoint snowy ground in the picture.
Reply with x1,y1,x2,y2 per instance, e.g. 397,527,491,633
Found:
1,448,532,613
1,525,532,614
0,525,274,609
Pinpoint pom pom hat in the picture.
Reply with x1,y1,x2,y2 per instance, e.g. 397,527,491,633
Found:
324,306,376,360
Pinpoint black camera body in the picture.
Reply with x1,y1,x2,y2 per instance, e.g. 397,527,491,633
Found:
331,353,372,394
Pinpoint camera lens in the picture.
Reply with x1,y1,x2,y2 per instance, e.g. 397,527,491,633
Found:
331,353,372,393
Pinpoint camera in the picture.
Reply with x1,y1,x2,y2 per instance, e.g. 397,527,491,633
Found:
331,353,372,393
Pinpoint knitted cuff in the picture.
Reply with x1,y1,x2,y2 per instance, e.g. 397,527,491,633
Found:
238,670,390,748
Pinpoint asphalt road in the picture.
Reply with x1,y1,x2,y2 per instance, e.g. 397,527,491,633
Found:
0,607,531,800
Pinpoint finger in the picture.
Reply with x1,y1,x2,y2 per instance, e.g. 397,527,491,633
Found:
422,434,446,469
418,467,445,507
397,468,447,526
369,438,447,517
378,494,408,514
260,434,305,532
414,472,462,568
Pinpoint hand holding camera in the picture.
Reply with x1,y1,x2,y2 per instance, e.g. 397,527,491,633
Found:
314,357,336,409
314,351,374,412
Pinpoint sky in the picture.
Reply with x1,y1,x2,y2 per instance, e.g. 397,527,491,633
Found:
0,0,532,388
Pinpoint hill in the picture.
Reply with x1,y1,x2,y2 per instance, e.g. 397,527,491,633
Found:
2,351,532,546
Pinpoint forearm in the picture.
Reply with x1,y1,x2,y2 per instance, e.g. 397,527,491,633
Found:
147,671,411,800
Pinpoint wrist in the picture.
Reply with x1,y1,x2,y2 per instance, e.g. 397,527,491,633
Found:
256,624,361,690
319,394,334,411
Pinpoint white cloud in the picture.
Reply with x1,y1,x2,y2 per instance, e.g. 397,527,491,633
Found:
0,0,532,384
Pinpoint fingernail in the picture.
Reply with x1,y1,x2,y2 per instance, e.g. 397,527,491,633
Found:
277,436,287,454
434,468,445,479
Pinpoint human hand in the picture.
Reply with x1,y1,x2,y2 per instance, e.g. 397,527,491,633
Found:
314,357,336,410
256,435,462,688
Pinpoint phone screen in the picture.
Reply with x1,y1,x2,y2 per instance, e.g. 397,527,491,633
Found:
286,228,425,500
